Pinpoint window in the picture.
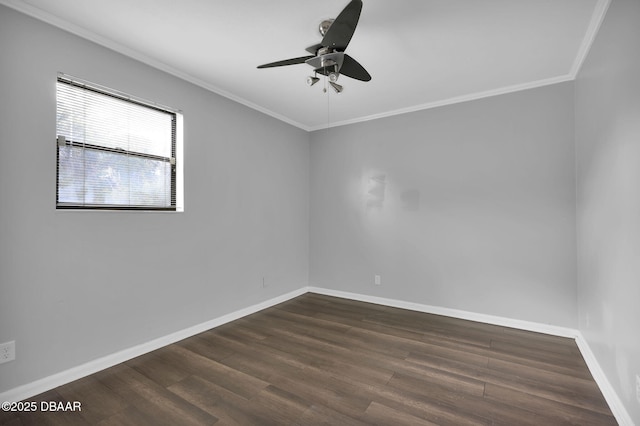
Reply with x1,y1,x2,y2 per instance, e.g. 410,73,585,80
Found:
56,75,180,210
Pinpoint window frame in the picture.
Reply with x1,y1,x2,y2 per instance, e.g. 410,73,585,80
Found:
55,75,180,211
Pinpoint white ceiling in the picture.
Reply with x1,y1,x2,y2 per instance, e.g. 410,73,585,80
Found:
2,0,609,131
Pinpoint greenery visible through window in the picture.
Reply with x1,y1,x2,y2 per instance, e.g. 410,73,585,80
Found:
56,75,177,210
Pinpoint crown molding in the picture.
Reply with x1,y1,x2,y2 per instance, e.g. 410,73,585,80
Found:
569,0,612,78
308,74,575,131
0,0,611,133
0,0,312,132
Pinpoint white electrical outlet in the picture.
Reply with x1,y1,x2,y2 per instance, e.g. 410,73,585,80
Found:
636,374,640,404
374,275,381,285
0,341,15,364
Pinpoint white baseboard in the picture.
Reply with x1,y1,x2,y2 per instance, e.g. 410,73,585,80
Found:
0,287,307,403
308,287,634,426
2,285,633,425
575,332,635,426
307,287,578,338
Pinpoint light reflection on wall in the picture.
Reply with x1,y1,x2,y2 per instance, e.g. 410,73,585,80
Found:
366,175,386,210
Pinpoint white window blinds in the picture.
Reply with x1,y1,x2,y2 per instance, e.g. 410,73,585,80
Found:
56,76,177,210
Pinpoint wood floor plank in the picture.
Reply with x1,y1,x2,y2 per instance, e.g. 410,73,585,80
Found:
249,309,412,360
53,375,128,424
407,348,613,415
484,383,618,426
485,357,612,415
167,374,263,425
363,313,495,349
491,330,577,355
500,325,580,346
418,331,596,381
217,350,304,384
125,349,191,388
160,345,270,400
175,332,236,361
0,409,18,425
243,385,312,425
246,328,397,387
487,356,601,391
314,310,430,343
361,401,439,425
365,381,493,426
265,367,374,419
183,328,308,373
295,404,368,426
93,364,217,426
3,294,618,425
489,338,586,368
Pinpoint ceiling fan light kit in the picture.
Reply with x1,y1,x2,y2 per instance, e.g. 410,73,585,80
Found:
306,76,320,86
329,81,343,93
257,0,371,93
319,19,334,37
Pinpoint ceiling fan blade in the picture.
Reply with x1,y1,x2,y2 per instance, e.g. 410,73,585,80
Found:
257,56,315,69
321,0,362,50
340,54,371,81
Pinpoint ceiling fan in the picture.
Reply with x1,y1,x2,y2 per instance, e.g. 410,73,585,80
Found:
257,0,371,93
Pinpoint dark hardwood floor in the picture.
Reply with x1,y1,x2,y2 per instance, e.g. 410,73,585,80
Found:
0,293,617,425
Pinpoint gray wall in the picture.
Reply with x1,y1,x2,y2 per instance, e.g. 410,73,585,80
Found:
310,83,578,327
575,0,640,422
0,6,309,393
4,4,638,421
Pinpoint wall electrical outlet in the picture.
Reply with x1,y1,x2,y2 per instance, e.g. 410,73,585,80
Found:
374,275,381,285
0,341,15,364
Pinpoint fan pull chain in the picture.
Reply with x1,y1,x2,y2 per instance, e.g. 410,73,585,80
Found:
328,78,331,132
